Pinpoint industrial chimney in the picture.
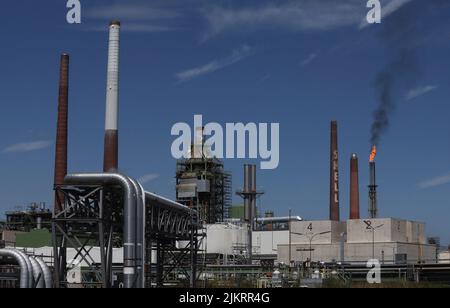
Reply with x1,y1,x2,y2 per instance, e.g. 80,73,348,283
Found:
368,147,378,219
103,21,121,172
236,164,263,264
349,154,360,220
54,54,69,214
329,121,340,221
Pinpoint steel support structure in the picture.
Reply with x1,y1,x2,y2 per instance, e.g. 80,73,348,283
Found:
53,183,202,288
145,199,204,288
52,184,122,288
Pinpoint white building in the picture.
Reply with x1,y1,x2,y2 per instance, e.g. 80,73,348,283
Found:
277,218,438,264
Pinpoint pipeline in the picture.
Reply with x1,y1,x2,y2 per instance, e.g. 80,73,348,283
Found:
63,173,197,288
34,257,53,288
0,249,52,288
0,249,30,288
64,173,144,288
29,257,44,288
13,249,33,288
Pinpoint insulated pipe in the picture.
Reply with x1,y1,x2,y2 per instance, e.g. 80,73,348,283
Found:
29,257,44,288
145,192,194,213
129,178,145,288
34,257,53,288
0,249,30,288
103,21,121,172
13,250,33,288
64,173,139,288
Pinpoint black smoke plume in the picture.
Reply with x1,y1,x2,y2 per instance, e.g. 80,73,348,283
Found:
370,3,422,147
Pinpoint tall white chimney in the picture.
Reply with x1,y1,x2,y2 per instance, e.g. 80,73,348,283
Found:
103,21,121,172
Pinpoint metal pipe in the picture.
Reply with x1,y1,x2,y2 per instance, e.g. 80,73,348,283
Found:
369,162,378,219
54,54,69,214
13,250,33,288
64,173,139,288
243,165,252,222
350,154,360,220
29,257,44,288
250,165,257,221
255,216,303,223
34,257,53,288
0,249,30,288
103,21,121,172
130,178,146,288
145,191,194,214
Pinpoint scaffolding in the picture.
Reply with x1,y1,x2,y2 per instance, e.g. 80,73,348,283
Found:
176,157,232,224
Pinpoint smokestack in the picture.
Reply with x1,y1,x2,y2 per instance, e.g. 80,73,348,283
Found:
368,146,378,219
54,54,69,214
349,154,360,220
244,165,255,264
236,164,262,264
368,161,378,219
329,121,340,221
103,21,121,172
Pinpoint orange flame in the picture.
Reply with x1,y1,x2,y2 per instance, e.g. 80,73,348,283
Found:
369,146,377,162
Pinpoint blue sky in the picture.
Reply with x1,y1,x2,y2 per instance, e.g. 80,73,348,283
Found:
0,0,449,244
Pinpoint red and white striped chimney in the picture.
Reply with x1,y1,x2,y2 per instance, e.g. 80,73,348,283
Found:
103,21,121,172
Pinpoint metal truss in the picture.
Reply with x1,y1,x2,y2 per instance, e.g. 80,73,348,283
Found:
145,200,205,288
53,183,203,288
52,184,122,288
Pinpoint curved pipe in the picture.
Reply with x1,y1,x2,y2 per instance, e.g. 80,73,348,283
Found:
64,173,139,288
29,257,44,288
34,257,53,288
13,250,33,288
0,249,30,288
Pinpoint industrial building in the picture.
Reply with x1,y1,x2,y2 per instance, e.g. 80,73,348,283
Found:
278,219,436,264
0,20,448,289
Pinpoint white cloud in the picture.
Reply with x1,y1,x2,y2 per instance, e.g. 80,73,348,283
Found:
138,173,160,184
85,3,180,33
418,173,450,189
86,24,174,33
406,85,438,101
2,140,52,154
301,53,318,66
203,1,360,38
86,4,180,21
203,0,414,38
175,45,254,83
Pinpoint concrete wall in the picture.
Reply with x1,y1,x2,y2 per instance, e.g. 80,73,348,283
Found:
253,230,289,255
202,223,247,256
290,220,346,244
277,242,437,264
347,218,426,244
406,221,426,244
439,251,450,264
